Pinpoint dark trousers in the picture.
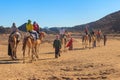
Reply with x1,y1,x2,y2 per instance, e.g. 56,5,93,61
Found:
104,35,107,46
104,39,107,46
55,47,60,58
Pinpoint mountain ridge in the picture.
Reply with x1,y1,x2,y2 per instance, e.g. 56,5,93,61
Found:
0,10,120,34
71,10,120,33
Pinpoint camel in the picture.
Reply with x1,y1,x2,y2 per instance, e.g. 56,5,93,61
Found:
59,33,69,52
82,33,96,49
96,33,102,47
91,34,97,48
88,34,92,48
82,34,89,48
8,33,21,60
22,32,45,63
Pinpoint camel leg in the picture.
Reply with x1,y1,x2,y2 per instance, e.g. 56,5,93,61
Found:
85,40,87,48
98,41,100,47
13,47,17,59
61,38,66,52
10,44,15,60
82,41,85,48
14,43,18,59
23,49,25,63
28,48,30,58
97,40,98,47
99,39,101,47
104,39,106,46
30,48,35,63
37,44,40,54
35,46,39,59
64,39,67,52
89,42,91,49
28,48,33,63
11,50,15,60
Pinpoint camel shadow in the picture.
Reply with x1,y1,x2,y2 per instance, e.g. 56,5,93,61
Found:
73,48,86,51
0,61,20,64
117,55,120,57
38,57,55,61
0,59,20,64
41,52,55,54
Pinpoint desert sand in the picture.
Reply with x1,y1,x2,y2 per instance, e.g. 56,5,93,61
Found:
0,34,120,80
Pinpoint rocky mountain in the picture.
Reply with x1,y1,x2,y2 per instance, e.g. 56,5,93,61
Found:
18,23,27,32
71,10,120,33
0,26,11,34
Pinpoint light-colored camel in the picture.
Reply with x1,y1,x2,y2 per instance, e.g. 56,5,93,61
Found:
59,33,69,52
82,34,89,48
82,34,96,49
22,32,45,63
91,34,97,48
96,34,102,47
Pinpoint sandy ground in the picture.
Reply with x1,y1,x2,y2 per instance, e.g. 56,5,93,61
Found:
0,34,120,80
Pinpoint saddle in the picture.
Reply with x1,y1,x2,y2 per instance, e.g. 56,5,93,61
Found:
24,32,37,42
9,33,19,42
30,33,37,40
29,31,39,41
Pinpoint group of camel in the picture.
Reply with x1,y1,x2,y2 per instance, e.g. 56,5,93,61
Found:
82,33,106,49
8,31,72,63
8,31,106,63
8,32,45,63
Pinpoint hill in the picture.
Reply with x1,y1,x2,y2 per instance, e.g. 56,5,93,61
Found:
71,10,120,33
18,23,27,32
0,26,10,34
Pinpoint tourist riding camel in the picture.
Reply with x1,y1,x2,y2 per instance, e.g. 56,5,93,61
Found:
26,20,39,40
33,21,40,34
8,23,21,60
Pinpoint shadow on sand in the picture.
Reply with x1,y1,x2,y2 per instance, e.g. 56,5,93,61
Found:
73,48,86,51
41,52,55,54
0,59,20,64
38,57,55,61
0,56,22,64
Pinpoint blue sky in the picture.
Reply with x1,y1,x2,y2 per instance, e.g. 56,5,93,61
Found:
0,0,120,28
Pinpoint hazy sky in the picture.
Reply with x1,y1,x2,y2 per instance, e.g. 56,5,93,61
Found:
0,0,120,28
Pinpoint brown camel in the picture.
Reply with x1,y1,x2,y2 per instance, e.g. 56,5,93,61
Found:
8,33,21,60
22,32,45,63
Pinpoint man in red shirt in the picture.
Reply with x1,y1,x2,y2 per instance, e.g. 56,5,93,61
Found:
33,21,40,33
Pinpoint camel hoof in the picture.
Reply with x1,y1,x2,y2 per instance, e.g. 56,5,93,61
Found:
11,57,15,60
